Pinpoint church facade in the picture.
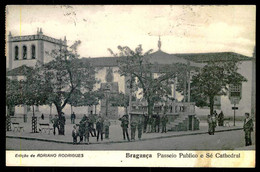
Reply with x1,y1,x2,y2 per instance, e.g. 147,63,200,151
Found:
7,30,255,119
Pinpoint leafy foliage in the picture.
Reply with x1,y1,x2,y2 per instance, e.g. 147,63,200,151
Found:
108,45,188,115
191,60,247,114
24,40,98,116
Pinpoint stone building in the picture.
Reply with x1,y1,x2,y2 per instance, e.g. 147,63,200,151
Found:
6,30,255,121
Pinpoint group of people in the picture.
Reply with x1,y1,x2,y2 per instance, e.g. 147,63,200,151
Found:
143,113,168,133
118,112,169,142
208,110,254,147
72,111,110,144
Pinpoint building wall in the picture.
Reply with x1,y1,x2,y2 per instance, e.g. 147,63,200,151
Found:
10,40,39,69
43,41,63,64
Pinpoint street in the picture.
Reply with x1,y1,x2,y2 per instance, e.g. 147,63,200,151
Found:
6,129,255,150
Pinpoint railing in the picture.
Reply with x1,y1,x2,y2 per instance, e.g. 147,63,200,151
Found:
130,101,195,115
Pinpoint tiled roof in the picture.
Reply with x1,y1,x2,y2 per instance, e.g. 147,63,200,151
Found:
6,65,33,76
80,51,251,68
145,50,188,64
173,52,252,63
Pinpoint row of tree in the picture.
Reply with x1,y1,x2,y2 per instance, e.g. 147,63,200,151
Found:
6,41,247,123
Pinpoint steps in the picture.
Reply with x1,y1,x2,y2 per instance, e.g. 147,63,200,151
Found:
167,114,200,131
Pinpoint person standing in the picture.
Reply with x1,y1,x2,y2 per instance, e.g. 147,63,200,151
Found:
41,113,44,120
96,116,103,142
119,115,130,141
130,120,137,141
218,111,224,126
243,113,254,146
59,112,66,135
155,112,160,133
211,114,217,135
51,115,59,135
103,117,111,139
72,125,78,144
146,115,152,133
151,115,156,133
137,116,143,140
89,111,96,137
84,117,90,144
207,114,213,135
161,113,168,133
78,117,86,143
143,113,148,133
71,112,76,124
213,110,218,126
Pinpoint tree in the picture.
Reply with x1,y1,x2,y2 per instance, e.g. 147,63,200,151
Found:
25,40,98,122
190,60,247,115
23,65,50,117
66,88,83,114
82,90,104,114
108,45,183,116
109,92,130,114
6,77,24,116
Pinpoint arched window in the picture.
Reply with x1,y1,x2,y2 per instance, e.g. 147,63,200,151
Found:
22,45,27,59
31,45,36,59
14,46,19,60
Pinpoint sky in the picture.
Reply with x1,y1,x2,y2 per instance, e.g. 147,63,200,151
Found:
5,5,256,61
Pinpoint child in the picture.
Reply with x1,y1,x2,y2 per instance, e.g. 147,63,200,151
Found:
72,125,78,144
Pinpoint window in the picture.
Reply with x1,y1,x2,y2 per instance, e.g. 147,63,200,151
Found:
31,45,36,59
14,46,19,60
22,45,27,59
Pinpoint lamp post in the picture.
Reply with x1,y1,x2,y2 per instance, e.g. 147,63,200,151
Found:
104,87,110,117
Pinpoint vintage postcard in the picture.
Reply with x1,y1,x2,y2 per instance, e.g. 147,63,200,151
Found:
5,5,255,167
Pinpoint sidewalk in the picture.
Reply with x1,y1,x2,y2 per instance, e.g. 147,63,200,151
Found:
6,118,244,145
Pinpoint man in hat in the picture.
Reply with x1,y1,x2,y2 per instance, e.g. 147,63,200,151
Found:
51,115,59,135
161,113,168,133
137,115,143,140
119,115,130,141
96,116,104,142
243,113,254,146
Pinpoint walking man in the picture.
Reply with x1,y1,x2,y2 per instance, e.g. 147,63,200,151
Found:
243,113,254,146
119,115,130,141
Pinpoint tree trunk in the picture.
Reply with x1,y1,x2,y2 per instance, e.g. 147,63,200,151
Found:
54,103,63,135
32,105,35,117
70,104,73,114
147,98,154,117
209,96,214,115
125,106,128,115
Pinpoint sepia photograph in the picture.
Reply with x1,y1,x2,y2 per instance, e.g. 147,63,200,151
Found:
5,5,255,167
